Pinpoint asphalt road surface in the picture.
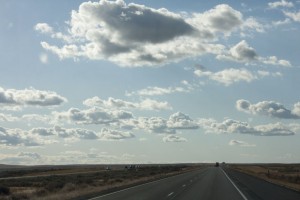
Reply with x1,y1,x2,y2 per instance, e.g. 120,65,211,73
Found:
225,168,300,200
89,167,246,200
89,167,300,200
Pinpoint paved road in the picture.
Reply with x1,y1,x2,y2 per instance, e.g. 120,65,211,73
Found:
89,167,245,200
225,168,300,200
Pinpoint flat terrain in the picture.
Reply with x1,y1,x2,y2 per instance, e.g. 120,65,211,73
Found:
229,163,300,192
0,163,300,200
0,164,202,200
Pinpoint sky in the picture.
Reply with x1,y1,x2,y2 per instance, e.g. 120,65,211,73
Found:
0,0,300,165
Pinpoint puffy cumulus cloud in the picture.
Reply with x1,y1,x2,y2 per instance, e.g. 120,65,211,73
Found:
236,99,300,119
83,96,172,111
30,127,55,136
54,107,133,125
0,87,67,109
30,126,135,141
217,40,291,67
218,40,258,62
268,0,294,9
187,4,243,35
167,112,199,129
229,139,256,147
83,96,135,109
133,117,175,134
31,126,100,140
284,10,300,23
35,23,53,34
0,126,54,147
36,1,263,67
198,118,295,136
55,126,100,139
254,123,295,136
121,112,198,134
163,135,187,143
99,128,135,140
139,99,172,111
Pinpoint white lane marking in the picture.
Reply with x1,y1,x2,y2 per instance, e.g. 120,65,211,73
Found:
167,192,174,197
221,168,248,200
88,170,202,200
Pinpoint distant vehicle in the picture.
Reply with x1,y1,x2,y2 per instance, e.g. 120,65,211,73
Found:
215,162,219,167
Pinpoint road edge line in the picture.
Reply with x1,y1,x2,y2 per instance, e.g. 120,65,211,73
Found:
221,168,248,200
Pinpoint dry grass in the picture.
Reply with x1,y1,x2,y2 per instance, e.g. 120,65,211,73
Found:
230,164,300,192
0,164,202,200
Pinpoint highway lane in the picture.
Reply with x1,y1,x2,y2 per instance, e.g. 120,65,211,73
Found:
225,168,300,200
89,167,245,200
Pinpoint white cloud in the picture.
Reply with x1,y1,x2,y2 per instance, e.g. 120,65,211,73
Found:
0,150,137,165
222,40,258,62
187,4,243,35
198,118,295,136
83,96,135,109
139,99,172,111
30,126,135,141
0,87,67,109
167,112,199,129
268,0,294,9
35,23,71,42
126,86,186,96
194,67,257,86
163,135,187,142
272,18,291,26
242,17,265,33
284,10,300,22
236,99,300,119
36,1,263,67
132,117,175,134
262,56,291,67
54,126,99,139
217,40,291,67
22,114,52,125
54,107,133,125
0,152,42,165
121,112,198,134
229,139,256,147
99,128,135,140
0,113,18,122
126,81,195,97
35,23,53,34
39,53,49,64
83,97,172,111
0,126,54,147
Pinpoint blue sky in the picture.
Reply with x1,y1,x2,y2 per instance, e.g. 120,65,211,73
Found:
1,0,300,165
